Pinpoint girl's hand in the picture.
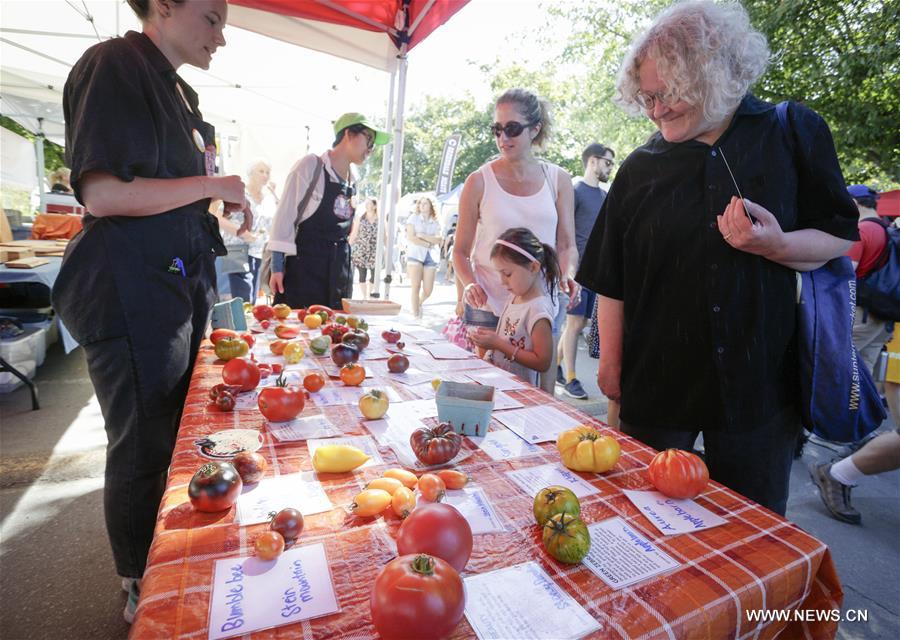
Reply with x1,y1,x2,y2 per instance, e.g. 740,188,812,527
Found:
455,299,465,318
467,327,497,350
463,282,488,309
717,197,785,257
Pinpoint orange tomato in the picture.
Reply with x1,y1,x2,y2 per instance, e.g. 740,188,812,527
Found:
303,372,326,393
340,362,365,386
647,449,710,499
418,473,446,502
269,339,288,355
384,468,418,489
391,486,417,518
437,469,469,490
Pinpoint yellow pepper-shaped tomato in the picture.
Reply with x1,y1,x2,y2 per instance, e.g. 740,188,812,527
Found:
556,426,620,473
312,444,370,473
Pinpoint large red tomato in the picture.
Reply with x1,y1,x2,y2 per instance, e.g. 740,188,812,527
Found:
370,554,465,640
396,502,472,572
647,448,710,499
222,357,261,391
257,377,305,422
410,422,462,466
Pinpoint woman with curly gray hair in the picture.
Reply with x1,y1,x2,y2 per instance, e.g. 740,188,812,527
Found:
577,1,860,515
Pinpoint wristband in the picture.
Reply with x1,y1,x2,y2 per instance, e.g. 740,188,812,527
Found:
509,345,520,362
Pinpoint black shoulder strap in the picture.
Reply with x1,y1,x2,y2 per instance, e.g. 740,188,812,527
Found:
294,156,324,236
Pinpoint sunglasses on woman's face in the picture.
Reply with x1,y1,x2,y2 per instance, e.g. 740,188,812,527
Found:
491,121,532,138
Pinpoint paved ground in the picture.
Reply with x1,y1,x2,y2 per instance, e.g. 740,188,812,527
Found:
1,277,897,639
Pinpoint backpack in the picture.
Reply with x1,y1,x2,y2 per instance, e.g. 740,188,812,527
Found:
857,217,900,322
776,101,886,442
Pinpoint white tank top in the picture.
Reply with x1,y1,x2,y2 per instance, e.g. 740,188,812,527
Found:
471,161,560,315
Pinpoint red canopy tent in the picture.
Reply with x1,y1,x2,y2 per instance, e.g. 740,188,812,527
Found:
228,0,470,299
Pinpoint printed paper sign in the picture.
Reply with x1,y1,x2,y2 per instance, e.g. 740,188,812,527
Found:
464,562,601,640
413,357,494,373
494,406,582,443
622,490,728,535
386,398,439,421
443,487,507,534
307,435,384,469
267,415,340,442
506,464,599,499
465,368,529,391
422,342,473,359
364,414,426,447
492,390,525,411
582,517,680,589
378,367,435,387
472,428,543,461
236,472,332,525
208,543,339,640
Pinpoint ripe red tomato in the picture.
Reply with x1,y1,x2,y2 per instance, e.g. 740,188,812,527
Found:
410,423,462,466
210,328,239,345
222,357,261,392
303,372,326,393
396,502,472,572
252,304,275,321
370,554,465,640
381,328,401,344
258,378,305,422
255,531,285,561
232,450,267,484
188,462,243,512
387,353,409,373
647,449,710,499
270,507,304,543
339,362,365,386
240,332,255,348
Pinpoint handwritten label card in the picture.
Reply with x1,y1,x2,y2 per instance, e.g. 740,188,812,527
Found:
464,562,600,640
622,490,727,536
465,368,528,391
492,390,525,411
493,406,582,443
364,414,426,447
443,487,507,534
472,428,543,461
582,517,680,589
386,398,439,421
208,542,339,640
506,464,600,499
307,435,384,469
267,415,340,442
422,342,474,359
234,390,259,411
236,472,332,525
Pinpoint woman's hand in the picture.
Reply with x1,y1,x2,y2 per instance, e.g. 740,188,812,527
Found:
717,197,785,257
467,326,498,350
463,282,488,308
561,276,581,310
596,360,621,403
269,271,285,295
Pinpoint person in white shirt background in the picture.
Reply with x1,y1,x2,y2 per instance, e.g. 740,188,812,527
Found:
405,196,442,318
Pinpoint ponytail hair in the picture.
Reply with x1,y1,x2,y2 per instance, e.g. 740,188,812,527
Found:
490,227,560,299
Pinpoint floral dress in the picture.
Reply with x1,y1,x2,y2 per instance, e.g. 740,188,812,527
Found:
352,216,378,269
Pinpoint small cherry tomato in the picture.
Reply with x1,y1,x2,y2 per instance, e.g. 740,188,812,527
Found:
270,507,304,543
255,530,285,560
418,473,446,502
215,391,235,412
303,372,326,393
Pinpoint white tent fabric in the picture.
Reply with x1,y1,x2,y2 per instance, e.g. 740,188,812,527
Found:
1,126,36,191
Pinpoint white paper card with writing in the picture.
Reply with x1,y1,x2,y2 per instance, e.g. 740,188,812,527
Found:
267,415,340,442
622,490,728,535
582,517,680,589
236,472,332,525
472,428,543,461
208,542,339,640
506,464,600,499
386,398,439,421
364,414,426,447
465,368,528,391
257,370,304,388
491,390,525,411
421,342,473,359
234,390,259,411
443,487,507,534
493,406,582,443
307,435,384,469
463,562,600,640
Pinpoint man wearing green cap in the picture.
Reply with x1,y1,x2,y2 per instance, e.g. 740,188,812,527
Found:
267,113,390,308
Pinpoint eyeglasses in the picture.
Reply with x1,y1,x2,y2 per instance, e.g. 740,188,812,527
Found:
491,121,532,138
363,132,375,151
598,157,615,169
634,89,677,111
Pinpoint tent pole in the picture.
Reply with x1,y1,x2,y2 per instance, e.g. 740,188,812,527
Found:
34,118,46,213
383,50,407,303
372,66,397,300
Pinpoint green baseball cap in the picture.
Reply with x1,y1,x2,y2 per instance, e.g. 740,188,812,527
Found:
333,112,391,146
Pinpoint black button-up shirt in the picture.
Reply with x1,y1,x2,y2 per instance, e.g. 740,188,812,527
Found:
576,95,859,432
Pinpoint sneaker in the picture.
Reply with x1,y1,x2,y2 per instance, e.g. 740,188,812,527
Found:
563,378,588,400
123,580,140,624
809,462,861,524
121,577,137,593
555,365,565,386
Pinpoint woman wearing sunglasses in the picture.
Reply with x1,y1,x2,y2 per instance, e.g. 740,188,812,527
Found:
453,88,579,394
576,1,858,515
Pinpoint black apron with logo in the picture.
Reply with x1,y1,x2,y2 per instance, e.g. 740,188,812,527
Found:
275,172,354,309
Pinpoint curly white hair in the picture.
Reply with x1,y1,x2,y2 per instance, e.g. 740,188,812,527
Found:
615,1,770,124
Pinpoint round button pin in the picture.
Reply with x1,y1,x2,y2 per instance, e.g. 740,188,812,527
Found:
191,129,205,152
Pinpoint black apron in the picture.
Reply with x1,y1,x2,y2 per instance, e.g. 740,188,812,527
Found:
275,171,354,309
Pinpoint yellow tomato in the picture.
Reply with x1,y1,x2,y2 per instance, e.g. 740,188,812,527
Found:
303,314,323,329
283,342,304,364
431,378,442,391
350,489,392,517
391,486,416,518
556,426,621,473
383,468,418,489
367,477,404,495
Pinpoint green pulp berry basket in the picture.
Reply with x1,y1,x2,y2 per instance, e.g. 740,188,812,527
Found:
435,381,495,437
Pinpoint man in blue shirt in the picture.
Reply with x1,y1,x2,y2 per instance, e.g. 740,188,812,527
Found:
557,143,615,399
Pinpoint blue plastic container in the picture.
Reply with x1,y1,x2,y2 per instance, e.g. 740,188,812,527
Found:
435,381,494,437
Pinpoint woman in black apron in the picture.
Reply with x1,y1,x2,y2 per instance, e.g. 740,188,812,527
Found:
52,0,247,621
268,113,391,309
